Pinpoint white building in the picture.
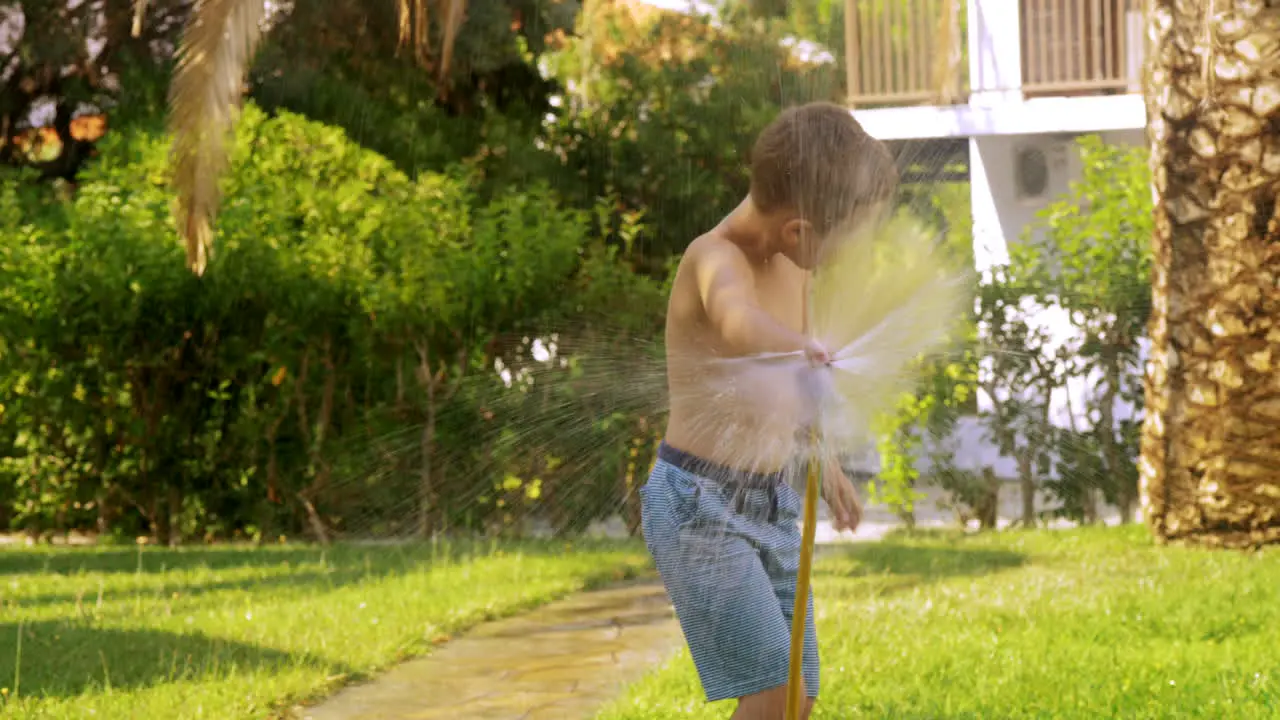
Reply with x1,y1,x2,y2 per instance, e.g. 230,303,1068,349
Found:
838,1,1147,518
850,0,1146,272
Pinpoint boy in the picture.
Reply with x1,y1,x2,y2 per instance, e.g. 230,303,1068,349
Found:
640,102,898,720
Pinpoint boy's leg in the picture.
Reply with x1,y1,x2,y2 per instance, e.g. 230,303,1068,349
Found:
642,467,800,704
731,689,815,720
727,588,817,720
747,480,820,717
657,527,800,702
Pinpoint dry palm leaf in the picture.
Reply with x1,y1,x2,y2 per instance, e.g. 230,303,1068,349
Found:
169,0,265,276
132,0,148,38
397,0,468,84
436,0,469,86
415,0,434,67
398,0,413,50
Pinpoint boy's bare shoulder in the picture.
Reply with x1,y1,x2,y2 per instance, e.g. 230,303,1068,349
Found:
679,231,747,272
669,232,744,321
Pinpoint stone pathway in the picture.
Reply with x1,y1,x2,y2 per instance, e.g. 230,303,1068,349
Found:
300,579,682,720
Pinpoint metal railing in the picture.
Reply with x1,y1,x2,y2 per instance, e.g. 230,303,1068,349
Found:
845,0,1146,107
1020,0,1144,96
846,0,969,107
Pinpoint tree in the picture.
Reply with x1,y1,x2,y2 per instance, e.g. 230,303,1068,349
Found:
1030,136,1151,524
0,1,187,178
544,2,841,269
871,354,979,528
250,0,572,181
975,264,1062,529
168,0,576,274
368,171,589,537
863,187,979,527
1142,1,1280,548
1,104,655,543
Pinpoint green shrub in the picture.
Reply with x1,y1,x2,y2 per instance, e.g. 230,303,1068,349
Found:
0,106,665,542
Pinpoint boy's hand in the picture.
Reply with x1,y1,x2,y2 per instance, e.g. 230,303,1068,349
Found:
803,338,831,367
821,464,863,533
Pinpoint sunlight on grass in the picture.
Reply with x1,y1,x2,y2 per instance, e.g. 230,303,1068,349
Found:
0,539,648,719
597,527,1280,719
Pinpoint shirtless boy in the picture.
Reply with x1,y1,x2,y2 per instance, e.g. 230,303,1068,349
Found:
640,102,898,720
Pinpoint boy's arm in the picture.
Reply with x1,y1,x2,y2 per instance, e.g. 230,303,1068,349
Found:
821,456,863,531
692,238,810,356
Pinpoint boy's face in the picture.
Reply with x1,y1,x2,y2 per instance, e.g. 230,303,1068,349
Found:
778,201,888,270
778,217,822,270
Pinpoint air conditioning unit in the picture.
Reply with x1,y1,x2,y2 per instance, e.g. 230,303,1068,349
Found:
1014,145,1049,201
1014,138,1071,202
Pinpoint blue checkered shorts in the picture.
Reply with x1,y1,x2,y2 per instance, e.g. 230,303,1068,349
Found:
640,442,819,703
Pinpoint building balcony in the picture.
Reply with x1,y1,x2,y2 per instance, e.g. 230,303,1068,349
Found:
1020,0,1144,97
846,0,1145,108
846,0,969,107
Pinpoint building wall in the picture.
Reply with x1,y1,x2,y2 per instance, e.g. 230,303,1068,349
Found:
845,0,1148,520
970,126,1147,438
971,128,1144,271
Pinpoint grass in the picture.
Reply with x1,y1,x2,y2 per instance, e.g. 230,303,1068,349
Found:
597,525,1280,719
0,537,649,719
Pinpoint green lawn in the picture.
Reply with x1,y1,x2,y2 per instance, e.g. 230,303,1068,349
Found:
0,538,648,719
598,526,1280,719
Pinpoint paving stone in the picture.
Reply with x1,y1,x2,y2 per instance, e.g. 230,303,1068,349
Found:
301,580,682,720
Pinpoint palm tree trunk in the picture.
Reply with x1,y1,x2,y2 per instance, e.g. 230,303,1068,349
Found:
1142,0,1280,548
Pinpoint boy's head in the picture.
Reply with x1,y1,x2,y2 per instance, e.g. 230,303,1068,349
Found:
749,102,898,268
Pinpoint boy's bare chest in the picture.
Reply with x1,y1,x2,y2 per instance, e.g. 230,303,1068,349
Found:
752,263,807,332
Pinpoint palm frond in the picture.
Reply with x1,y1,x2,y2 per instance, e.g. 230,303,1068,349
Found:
398,0,413,51
169,0,266,276
437,0,469,85
398,0,467,87
414,0,433,68
132,0,148,38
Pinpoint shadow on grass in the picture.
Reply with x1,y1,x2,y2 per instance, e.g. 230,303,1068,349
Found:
812,541,1027,598
821,542,1026,577
3,538,646,610
0,620,350,699
0,537,639,575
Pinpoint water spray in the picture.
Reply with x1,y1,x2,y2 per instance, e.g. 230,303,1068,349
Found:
775,215,971,719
